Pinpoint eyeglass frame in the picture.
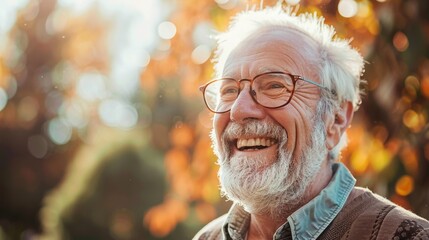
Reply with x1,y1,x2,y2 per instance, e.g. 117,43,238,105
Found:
199,71,333,113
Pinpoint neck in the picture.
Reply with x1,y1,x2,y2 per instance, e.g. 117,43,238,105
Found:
248,213,285,239
247,160,333,240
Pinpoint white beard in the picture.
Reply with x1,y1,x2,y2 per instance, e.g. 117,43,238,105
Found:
211,114,327,219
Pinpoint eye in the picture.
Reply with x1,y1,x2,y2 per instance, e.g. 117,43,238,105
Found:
259,80,292,93
266,82,288,90
219,83,239,101
254,73,294,98
221,86,238,95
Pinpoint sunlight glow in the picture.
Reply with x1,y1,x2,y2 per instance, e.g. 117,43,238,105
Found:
51,0,164,130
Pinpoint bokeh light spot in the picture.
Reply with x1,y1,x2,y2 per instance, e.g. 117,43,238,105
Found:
403,109,421,131
27,135,48,159
192,22,214,47
4,76,18,99
357,1,371,18
98,99,138,129
215,0,237,10
0,0,30,34
372,149,391,172
338,0,358,18
393,32,409,52
350,150,369,175
191,45,211,64
110,209,133,239
45,9,68,35
76,72,107,101
286,0,300,5
141,50,151,67
405,75,419,89
158,21,176,40
47,118,73,145
401,146,419,175
395,175,414,196
421,76,429,98
45,91,64,115
64,100,88,128
0,88,8,111
144,202,177,237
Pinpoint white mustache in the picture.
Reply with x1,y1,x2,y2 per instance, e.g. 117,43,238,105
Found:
222,120,286,140
220,120,287,158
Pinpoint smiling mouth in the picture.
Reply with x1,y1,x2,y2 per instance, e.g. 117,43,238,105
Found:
236,137,278,151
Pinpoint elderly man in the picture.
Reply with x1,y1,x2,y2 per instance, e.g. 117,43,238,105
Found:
194,6,429,240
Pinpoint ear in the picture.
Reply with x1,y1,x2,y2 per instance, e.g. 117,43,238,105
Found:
325,101,354,150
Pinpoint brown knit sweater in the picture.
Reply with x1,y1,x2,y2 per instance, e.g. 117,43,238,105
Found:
318,189,429,240
194,188,429,240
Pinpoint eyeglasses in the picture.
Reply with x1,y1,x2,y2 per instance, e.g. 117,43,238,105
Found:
199,71,331,113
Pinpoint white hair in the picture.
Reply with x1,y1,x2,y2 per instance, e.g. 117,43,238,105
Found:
213,6,364,158
214,6,365,110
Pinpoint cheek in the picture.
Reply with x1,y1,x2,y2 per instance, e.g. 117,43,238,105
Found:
270,110,296,148
269,106,313,154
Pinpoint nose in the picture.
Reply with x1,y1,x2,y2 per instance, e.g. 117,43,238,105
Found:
230,82,266,123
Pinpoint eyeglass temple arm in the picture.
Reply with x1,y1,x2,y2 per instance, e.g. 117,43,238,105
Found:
298,77,336,95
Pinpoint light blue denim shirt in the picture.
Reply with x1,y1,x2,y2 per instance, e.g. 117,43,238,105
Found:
222,162,356,240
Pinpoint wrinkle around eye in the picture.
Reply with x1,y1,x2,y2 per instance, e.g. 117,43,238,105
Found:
288,93,319,114
292,86,321,101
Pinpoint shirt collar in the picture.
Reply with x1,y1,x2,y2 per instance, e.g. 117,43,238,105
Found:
222,162,356,240
284,162,356,239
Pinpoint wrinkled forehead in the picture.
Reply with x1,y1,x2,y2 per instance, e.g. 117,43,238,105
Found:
240,26,316,48
222,26,320,76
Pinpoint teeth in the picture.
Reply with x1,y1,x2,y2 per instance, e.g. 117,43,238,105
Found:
237,137,276,149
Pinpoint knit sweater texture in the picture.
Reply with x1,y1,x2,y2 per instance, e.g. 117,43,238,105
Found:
194,188,429,240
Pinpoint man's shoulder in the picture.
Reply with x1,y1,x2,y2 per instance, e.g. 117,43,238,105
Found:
340,187,429,239
372,192,429,239
359,188,428,224
192,214,227,240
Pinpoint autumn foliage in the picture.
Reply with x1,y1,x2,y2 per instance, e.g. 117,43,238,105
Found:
0,0,429,239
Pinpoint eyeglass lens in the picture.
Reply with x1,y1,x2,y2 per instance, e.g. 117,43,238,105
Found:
204,73,295,113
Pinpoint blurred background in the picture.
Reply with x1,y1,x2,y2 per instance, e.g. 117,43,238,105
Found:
0,0,428,239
